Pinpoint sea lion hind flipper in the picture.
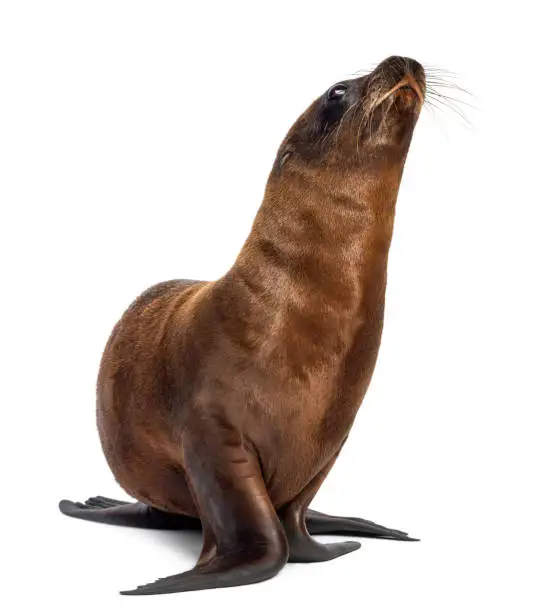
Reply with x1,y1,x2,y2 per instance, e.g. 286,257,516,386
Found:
305,509,419,541
280,455,362,562
58,497,200,530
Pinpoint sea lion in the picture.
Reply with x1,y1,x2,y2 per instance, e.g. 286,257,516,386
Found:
60,55,425,595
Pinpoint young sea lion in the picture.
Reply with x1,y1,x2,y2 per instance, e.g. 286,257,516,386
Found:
60,55,425,595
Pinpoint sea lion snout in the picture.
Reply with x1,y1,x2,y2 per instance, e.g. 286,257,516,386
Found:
370,56,425,108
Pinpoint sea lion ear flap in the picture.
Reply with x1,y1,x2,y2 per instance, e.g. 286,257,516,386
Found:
277,150,293,172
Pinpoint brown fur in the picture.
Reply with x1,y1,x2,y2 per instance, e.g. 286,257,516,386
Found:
93,55,425,592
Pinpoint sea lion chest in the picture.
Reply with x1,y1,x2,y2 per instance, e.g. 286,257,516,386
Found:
186,277,386,508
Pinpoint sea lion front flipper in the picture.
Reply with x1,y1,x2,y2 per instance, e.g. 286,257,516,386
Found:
121,432,288,595
280,456,361,563
305,509,419,541
59,496,201,530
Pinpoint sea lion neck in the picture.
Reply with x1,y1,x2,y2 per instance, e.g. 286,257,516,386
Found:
226,164,401,318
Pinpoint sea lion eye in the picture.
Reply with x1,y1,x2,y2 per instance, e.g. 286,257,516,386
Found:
327,83,348,100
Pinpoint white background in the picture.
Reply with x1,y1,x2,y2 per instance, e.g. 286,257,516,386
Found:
1,1,547,610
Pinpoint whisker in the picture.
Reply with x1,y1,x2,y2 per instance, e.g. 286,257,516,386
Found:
429,99,472,125
356,106,369,155
423,100,451,143
425,94,475,129
424,68,474,98
422,63,476,130
426,79,475,98
426,88,478,110
422,64,460,77
334,99,361,146
429,94,473,121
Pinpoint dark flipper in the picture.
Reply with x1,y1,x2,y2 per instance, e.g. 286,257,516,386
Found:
120,425,288,596
62,488,287,596
284,530,361,563
121,551,285,596
279,450,417,561
60,495,417,542
305,508,419,542
59,496,201,530
279,455,362,563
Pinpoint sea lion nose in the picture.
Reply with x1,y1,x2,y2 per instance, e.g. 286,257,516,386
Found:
381,56,425,82
386,55,424,77
404,57,425,84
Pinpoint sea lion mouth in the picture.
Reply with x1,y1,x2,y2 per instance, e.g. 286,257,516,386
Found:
373,73,425,110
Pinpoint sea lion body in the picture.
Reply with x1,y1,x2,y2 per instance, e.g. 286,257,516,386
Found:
61,55,426,595
97,224,387,514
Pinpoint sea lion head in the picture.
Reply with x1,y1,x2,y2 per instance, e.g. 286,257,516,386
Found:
272,56,425,195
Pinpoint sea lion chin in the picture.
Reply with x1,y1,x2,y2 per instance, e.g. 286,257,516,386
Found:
60,55,424,595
